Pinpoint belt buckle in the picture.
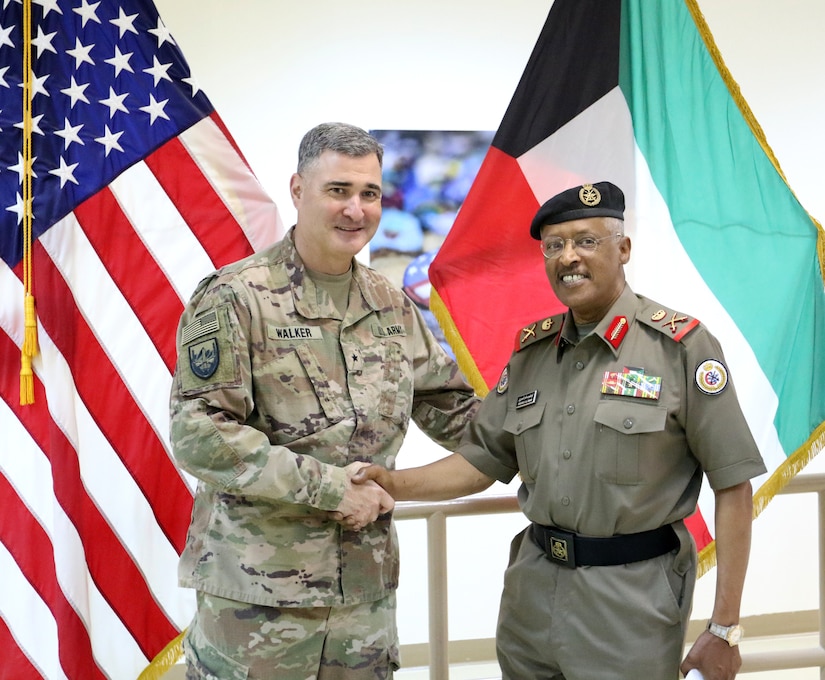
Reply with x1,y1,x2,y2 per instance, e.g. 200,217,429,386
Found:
546,527,576,568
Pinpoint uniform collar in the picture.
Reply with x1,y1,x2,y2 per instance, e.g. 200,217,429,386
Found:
591,284,639,355
559,284,638,356
283,227,383,321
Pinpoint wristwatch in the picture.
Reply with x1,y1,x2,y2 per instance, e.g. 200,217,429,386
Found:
706,621,744,646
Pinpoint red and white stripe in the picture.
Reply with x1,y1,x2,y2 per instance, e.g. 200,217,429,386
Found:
0,113,282,679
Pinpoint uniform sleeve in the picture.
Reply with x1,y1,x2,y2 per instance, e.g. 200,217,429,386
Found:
408,303,481,449
455,367,521,484
683,326,767,490
169,279,348,511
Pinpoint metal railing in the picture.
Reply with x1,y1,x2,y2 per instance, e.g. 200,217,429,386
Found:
394,473,825,679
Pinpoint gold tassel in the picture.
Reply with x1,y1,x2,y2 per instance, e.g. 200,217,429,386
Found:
20,0,38,405
20,351,34,406
22,292,38,357
137,631,185,680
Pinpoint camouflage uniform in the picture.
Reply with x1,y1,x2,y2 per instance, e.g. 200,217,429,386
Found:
170,227,478,676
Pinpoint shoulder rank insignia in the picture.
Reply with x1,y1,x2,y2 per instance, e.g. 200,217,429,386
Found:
642,306,700,342
515,313,563,352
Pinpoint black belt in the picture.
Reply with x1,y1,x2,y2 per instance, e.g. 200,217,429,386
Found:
531,523,679,568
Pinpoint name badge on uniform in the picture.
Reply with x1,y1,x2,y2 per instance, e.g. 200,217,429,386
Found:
601,367,662,400
515,390,538,409
268,325,323,340
372,324,406,338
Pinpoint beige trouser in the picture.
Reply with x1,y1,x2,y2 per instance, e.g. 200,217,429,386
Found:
496,525,696,680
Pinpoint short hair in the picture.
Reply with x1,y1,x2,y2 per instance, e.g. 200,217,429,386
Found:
604,216,625,236
297,122,383,173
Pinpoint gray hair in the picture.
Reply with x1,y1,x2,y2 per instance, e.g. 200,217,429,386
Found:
297,122,383,173
606,216,625,235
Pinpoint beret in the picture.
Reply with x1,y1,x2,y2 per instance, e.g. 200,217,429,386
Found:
530,181,625,240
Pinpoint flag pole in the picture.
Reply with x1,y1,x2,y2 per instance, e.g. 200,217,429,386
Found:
20,0,39,405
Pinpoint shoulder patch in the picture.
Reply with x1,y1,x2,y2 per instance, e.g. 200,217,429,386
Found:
496,365,510,394
695,358,728,395
514,313,564,352
178,303,241,395
639,305,700,342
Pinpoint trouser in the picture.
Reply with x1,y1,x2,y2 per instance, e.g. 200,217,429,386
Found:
183,591,399,680
497,524,696,680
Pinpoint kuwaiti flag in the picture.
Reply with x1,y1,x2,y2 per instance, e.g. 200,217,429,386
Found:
429,0,825,573
0,0,281,678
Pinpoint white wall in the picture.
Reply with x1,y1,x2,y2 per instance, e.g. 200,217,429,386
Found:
154,0,825,647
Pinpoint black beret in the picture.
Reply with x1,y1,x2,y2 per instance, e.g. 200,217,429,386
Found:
529,181,625,240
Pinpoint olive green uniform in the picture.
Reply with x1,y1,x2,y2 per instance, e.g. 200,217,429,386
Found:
170,228,478,678
459,284,766,679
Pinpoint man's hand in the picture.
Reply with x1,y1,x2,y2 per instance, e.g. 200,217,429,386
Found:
680,630,742,680
328,462,394,531
351,464,395,495
351,454,495,502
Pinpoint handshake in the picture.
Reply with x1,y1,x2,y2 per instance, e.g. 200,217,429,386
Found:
327,454,495,531
328,461,395,532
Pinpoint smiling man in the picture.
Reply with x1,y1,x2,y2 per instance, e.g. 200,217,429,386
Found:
169,122,479,679
355,181,766,680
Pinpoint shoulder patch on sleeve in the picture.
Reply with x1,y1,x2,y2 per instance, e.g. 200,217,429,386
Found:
514,313,564,352
178,303,241,395
639,305,700,342
496,364,510,394
695,358,728,395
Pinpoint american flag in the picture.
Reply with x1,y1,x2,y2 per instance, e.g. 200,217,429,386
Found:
0,0,282,677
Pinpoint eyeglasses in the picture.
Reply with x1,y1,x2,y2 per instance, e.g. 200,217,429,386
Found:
540,233,623,259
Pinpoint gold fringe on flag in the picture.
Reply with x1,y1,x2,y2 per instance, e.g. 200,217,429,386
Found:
137,631,185,680
686,0,825,576
430,287,489,397
686,0,825,286
20,0,39,406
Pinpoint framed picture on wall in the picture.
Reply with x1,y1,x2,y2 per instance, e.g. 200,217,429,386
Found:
369,129,494,357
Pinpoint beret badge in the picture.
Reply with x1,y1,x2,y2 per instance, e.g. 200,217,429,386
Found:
579,184,602,207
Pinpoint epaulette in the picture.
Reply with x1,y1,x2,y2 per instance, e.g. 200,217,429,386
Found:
514,313,565,352
637,303,701,342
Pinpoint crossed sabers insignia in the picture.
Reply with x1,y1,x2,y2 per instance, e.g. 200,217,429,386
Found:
520,323,537,344
666,313,688,333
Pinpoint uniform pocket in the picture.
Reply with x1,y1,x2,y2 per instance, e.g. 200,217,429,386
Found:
502,403,546,482
593,400,667,485
377,341,412,425
292,343,345,423
179,304,242,397
183,621,249,680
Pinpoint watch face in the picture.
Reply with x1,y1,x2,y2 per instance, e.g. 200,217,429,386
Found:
728,626,743,645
